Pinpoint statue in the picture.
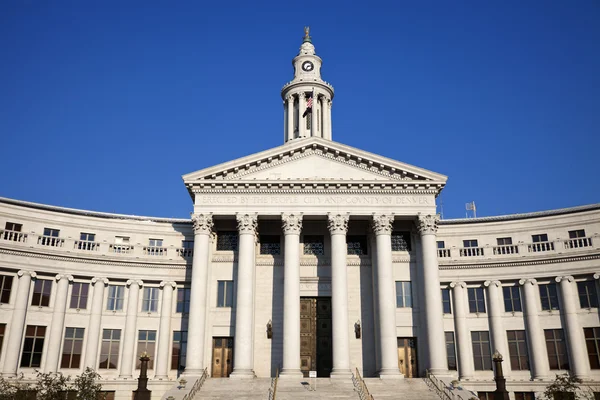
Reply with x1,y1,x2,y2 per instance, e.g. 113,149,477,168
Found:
304,26,310,39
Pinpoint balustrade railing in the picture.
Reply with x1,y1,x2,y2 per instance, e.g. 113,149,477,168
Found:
75,240,100,251
438,248,451,258
493,244,518,255
425,370,456,400
0,229,28,243
182,367,208,400
38,235,64,248
177,248,194,258
528,241,555,253
459,247,484,257
144,246,167,256
352,368,374,400
109,244,134,254
564,237,592,249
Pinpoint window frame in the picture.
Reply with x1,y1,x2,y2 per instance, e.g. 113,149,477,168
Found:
0,275,13,304
31,279,52,307
69,282,89,310
171,330,188,370
584,327,600,369
463,239,479,248
391,232,412,252
471,331,492,370
303,235,324,256
507,330,530,370
503,286,522,312
545,329,569,370
539,283,560,311
441,288,452,314
136,330,157,369
216,231,239,251
217,280,234,308
106,285,125,311
176,288,191,314
445,331,457,370
468,287,486,313
60,327,85,369
99,329,121,370
20,325,46,368
395,281,413,308
496,237,513,246
346,235,368,255
141,287,159,313
259,235,281,255
578,281,598,309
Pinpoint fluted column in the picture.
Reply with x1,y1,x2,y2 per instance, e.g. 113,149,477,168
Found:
119,279,143,378
280,213,303,377
417,214,448,374
556,276,589,378
184,214,213,376
298,92,306,138
85,277,108,369
231,213,258,379
286,94,295,141
326,99,332,140
310,91,318,138
484,280,508,372
45,274,74,372
519,278,549,380
372,214,402,378
2,270,35,376
450,281,474,380
155,281,176,379
328,213,351,377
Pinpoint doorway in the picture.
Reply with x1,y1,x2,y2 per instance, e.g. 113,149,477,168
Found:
211,337,234,377
300,297,333,377
397,337,418,377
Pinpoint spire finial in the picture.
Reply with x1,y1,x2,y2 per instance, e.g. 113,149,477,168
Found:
303,26,311,43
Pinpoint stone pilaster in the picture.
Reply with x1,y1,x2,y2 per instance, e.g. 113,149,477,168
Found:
85,277,108,369
519,278,549,380
120,279,143,378
155,281,176,379
450,281,473,380
45,274,74,372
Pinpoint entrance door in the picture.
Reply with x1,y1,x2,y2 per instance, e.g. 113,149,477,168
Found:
300,297,332,377
212,337,233,377
397,337,418,378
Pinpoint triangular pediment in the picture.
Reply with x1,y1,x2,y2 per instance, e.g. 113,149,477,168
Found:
183,137,447,194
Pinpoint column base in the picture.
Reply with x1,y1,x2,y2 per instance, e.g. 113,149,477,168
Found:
330,369,352,379
279,369,304,378
378,368,404,379
118,375,133,379
181,368,206,378
153,374,168,380
428,368,451,376
229,369,255,379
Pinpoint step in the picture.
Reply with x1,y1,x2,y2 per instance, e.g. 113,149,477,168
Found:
362,378,441,400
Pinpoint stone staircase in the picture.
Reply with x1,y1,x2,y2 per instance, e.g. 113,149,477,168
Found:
362,378,442,400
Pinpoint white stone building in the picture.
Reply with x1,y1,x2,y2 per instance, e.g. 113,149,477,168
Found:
0,31,599,400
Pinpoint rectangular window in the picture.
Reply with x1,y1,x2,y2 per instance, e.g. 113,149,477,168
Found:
106,285,124,311
259,235,281,255
141,287,159,313
468,287,486,313
69,282,89,309
445,331,457,370
0,275,13,304
5,222,22,232
347,235,368,255
20,325,46,368
41,227,61,246
216,231,238,251
395,282,412,308
578,281,598,308
531,233,554,252
115,236,130,244
514,393,535,400
533,234,549,243
496,237,513,245
78,232,96,251
545,329,569,370
463,239,478,247
507,330,530,370
569,229,586,238
441,288,452,314
99,329,120,369
176,288,191,313
171,331,188,370
179,240,194,257
584,327,600,369
4,222,23,241
503,286,522,312
567,229,591,248
61,327,84,369
31,279,52,307
391,232,411,251
437,241,445,249
539,283,560,311
0,324,5,360
471,331,492,370
43,228,60,237
148,238,163,247
303,235,324,255
217,281,234,307
136,330,156,369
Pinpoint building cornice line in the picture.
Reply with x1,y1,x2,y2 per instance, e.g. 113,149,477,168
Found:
191,188,440,195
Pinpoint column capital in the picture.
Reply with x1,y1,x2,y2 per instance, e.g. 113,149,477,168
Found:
594,273,600,280
484,280,501,288
449,281,466,289
519,278,538,286
555,275,574,283
17,270,36,278
286,93,295,102
417,213,439,235
282,213,303,235
55,274,74,282
371,214,394,235
126,279,144,287
91,277,109,285
160,281,177,289
191,213,214,235
327,213,349,235
236,213,258,235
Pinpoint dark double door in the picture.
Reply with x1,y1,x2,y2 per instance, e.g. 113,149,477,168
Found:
300,297,333,377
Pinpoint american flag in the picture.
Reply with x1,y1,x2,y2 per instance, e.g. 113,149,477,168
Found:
306,96,313,108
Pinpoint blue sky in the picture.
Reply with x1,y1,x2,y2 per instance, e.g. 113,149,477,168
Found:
1,1,598,219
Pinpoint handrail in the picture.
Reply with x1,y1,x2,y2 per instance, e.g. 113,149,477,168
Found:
268,368,279,400
182,367,208,400
425,369,455,400
352,368,374,400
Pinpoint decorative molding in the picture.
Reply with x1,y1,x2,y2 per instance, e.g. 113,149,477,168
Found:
417,213,439,235
236,213,258,235
327,213,349,235
519,278,538,286
282,213,303,235
160,281,177,289
191,187,439,195
484,280,501,288
449,281,466,289
439,252,600,270
555,275,574,283
372,214,394,235
191,214,214,235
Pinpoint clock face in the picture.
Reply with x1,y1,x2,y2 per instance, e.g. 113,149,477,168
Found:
302,61,314,72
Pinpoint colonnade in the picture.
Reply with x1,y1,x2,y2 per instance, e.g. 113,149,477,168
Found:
284,91,332,141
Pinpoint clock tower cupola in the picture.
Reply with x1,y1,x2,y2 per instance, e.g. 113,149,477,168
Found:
281,27,335,143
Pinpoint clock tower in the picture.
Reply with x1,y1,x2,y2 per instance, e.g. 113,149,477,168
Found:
281,27,335,143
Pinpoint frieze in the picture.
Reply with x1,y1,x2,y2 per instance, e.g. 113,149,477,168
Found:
199,194,433,207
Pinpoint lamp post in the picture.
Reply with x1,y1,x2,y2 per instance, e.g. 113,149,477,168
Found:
492,350,509,400
133,352,152,400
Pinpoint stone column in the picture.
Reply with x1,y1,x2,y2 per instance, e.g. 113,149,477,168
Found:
184,214,213,376
155,281,176,379
286,94,295,141
310,91,318,138
417,214,448,374
120,279,143,378
484,280,509,372
2,270,35,376
519,278,549,380
298,92,306,138
326,99,332,140
45,274,73,372
450,281,474,380
85,277,108,369
372,214,402,378
280,213,303,377
556,276,589,379
328,213,352,378
231,213,258,379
